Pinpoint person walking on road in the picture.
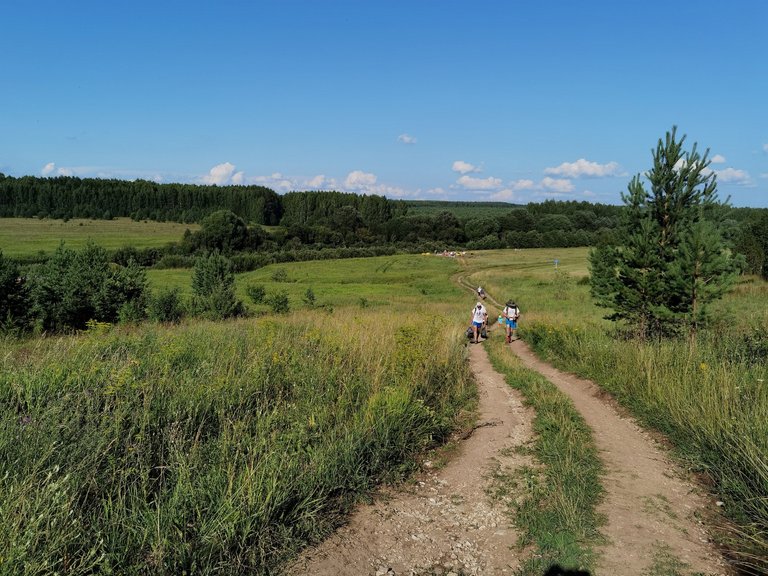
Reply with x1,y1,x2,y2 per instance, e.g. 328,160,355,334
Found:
470,301,488,344
502,300,520,343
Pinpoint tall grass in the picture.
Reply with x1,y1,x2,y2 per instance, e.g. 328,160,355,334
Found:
524,321,768,573
0,307,473,574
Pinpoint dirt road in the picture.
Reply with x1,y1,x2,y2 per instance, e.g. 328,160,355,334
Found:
288,335,730,575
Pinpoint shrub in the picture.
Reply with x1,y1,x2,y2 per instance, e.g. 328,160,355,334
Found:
267,290,290,314
0,250,30,333
246,284,267,305
191,252,244,320
148,287,185,323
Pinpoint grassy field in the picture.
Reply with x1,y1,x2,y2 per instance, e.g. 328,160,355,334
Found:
0,252,477,575
459,248,768,573
0,217,197,257
3,236,767,573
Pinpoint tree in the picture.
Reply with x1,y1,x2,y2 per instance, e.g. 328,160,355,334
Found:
589,127,741,338
0,250,30,332
191,251,244,320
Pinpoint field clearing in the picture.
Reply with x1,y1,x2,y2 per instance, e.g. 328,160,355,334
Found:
148,253,465,310
0,217,197,257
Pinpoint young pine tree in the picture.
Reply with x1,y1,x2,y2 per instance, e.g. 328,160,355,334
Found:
589,127,741,339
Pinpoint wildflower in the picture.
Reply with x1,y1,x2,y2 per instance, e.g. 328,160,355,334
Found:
699,362,709,372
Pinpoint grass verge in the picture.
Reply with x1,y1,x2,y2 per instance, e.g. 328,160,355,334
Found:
483,335,604,575
524,320,768,574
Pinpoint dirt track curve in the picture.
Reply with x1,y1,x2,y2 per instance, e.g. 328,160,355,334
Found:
288,280,731,575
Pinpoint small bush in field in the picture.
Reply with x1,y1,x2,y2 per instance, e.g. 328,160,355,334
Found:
268,290,290,314
271,268,289,282
246,284,267,304
148,287,184,323
303,287,316,308
191,252,244,320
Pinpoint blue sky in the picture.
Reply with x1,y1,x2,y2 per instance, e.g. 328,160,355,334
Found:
2,0,767,207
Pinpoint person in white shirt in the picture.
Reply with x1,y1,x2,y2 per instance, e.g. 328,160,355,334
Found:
470,302,488,344
502,300,520,343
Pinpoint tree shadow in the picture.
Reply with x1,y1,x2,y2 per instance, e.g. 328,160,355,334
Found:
543,565,591,576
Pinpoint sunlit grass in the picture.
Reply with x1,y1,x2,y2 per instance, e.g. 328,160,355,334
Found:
0,217,197,257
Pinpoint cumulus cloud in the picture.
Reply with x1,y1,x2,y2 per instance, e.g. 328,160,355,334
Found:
489,189,519,201
714,167,752,185
544,158,622,178
711,154,727,163
40,162,74,176
202,162,240,185
541,177,575,193
452,160,480,174
305,174,339,189
509,179,536,191
457,175,503,190
398,133,417,144
344,170,378,190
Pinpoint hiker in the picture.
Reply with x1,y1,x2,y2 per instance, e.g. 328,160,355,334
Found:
470,301,488,344
502,300,520,343
477,286,486,299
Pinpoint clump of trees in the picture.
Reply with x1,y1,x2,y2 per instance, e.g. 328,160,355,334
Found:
589,127,743,339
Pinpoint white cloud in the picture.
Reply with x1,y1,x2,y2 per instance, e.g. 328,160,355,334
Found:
545,158,622,178
202,162,238,185
541,177,575,193
457,174,503,190
763,143,768,153
711,154,727,163
305,174,339,189
452,160,480,174
489,189,519,201
715,167,752,185
509,179,536,191
760,173,768,179
398,133,417,144
40,162,74,176
249,172,296,192
344,170,378,190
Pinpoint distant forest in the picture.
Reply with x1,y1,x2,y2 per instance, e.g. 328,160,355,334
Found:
1,173,766,275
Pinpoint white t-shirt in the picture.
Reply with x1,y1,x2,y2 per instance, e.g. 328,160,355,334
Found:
472,304,487,323
503,305,520,319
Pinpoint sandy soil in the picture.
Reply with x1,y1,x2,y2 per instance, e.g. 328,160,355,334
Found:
287,334,732,576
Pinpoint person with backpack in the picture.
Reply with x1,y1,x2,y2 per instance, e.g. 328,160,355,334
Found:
470,301,488,344
502,300,520,343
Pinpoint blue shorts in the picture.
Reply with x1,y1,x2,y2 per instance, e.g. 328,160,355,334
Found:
506,319,517,328
472,321,484,327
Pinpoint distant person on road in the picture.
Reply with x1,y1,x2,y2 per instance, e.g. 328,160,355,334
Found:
477,286,486,300
470,301,488,344
503,300,520,343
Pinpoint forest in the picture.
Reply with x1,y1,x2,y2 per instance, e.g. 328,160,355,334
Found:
1,173,766,274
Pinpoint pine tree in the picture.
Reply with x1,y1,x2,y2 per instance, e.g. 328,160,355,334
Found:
589,127,741,338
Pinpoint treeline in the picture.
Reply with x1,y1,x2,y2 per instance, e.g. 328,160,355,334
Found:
0,174,282,224
2,173,766,275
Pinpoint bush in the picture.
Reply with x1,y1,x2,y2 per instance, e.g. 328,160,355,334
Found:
27,242,148,332
191,252,244,320
148,287,185,323
246,284,267,305
0,250,30,333
267,290,290,314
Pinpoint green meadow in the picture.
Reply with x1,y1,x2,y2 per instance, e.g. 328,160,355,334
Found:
0,217,198,257
461,248,768,572
2,233,767,573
